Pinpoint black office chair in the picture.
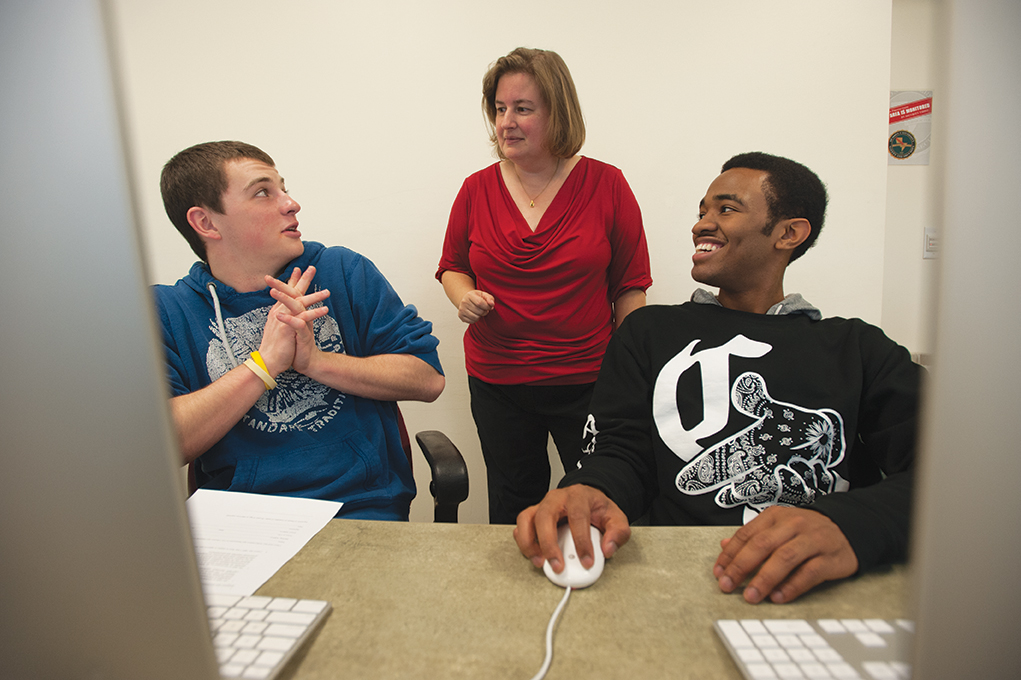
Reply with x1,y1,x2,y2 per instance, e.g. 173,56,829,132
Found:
413,430,469,523
186,410,470,523
394,408,469,522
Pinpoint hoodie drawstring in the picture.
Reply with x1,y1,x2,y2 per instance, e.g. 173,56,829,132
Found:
207,282,240,368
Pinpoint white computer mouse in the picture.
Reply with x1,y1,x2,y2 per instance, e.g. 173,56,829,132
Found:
542,523,604,589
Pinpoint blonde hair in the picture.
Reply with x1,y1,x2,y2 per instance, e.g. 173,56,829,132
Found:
482,47,585,160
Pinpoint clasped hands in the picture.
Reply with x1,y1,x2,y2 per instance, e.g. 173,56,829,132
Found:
258,266,331,377
514,485,859,604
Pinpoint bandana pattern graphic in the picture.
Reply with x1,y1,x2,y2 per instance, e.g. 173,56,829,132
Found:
650,335,848,522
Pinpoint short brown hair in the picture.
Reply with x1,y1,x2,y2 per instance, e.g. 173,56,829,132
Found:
160,141,276,261
482,47,585,160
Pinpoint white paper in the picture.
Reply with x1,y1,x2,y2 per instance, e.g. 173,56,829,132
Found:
185,489,341,596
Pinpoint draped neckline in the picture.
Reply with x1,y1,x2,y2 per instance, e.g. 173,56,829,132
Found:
496,156,587,235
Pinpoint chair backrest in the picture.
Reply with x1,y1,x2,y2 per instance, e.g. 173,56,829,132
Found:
395,406,413,471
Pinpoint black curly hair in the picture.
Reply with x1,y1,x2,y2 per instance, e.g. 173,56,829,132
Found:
722,152,828,263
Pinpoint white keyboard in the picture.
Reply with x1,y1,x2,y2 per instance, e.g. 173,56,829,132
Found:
715,618,914,679
206,593,331,679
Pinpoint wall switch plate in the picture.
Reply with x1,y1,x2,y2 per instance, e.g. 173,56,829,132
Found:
923,227,939,259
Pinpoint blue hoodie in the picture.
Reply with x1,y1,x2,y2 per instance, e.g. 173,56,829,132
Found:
153,241,442,520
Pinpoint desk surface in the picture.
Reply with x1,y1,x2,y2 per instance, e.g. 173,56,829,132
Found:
262,520,908,680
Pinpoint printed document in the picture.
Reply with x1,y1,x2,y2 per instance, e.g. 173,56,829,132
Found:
185,489,341,596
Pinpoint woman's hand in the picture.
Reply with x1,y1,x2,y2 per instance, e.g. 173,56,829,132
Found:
441,271,496,324
458,290,496,324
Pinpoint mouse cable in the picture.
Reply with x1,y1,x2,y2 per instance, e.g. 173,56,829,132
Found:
528,585,573,680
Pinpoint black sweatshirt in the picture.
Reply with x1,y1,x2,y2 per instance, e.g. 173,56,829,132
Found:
563,300,920,572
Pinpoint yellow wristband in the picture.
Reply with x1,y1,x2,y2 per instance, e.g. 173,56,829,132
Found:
243,356,276,391
250,351,270,374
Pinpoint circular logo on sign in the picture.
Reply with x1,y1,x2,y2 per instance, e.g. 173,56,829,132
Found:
889,130,917,159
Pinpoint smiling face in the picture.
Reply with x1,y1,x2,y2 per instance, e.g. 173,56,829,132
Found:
494,72,551,166
208,158,303,279
691,167,785,299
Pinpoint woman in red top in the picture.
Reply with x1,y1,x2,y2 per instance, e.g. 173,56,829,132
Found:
437,47,652,524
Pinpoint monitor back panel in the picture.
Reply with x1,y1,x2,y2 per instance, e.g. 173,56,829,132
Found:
0,1,218,678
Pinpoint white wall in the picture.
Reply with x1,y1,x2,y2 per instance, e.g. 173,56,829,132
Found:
884,0,940,356
108,0,894,523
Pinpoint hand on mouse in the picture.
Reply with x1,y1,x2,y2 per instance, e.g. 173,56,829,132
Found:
514,484,631,574
543,524,605,588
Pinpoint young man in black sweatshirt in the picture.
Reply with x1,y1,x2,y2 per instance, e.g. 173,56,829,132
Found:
515,152,919,604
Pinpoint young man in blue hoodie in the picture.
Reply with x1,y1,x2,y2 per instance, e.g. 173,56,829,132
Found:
154,141,444,520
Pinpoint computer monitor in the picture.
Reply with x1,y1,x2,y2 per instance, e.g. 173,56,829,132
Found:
0,1,219,678
907,2,1021,677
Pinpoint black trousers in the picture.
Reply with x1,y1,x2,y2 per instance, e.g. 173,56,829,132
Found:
468,377,595,525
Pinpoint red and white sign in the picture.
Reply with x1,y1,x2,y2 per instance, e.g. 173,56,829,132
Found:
889,96,933,125
889,91,933,165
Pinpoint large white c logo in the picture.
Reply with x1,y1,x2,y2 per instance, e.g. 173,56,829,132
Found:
652,335,771,462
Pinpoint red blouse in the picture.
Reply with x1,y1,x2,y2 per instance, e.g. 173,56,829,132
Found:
437,157,652,384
